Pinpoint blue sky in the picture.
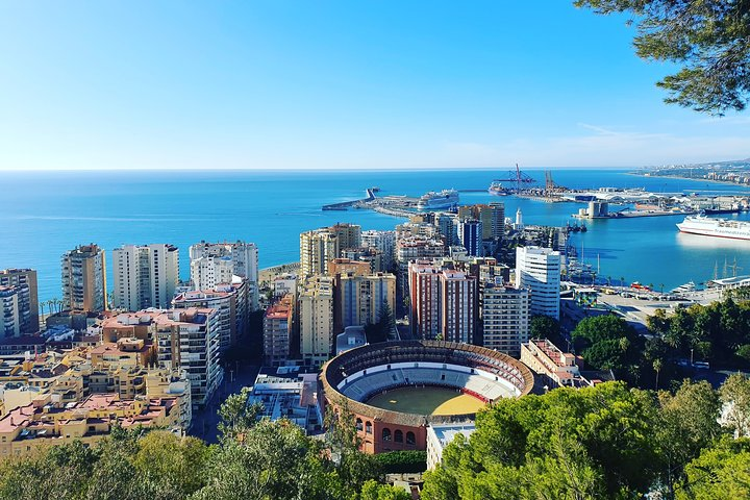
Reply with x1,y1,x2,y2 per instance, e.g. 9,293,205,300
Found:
0,1,748,170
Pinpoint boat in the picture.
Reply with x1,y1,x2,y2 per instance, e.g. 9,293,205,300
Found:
488,181,510,196
676,214,750,241
417,189,459,210
671,281,697,294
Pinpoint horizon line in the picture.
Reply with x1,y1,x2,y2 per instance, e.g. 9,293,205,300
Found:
0,165,650,173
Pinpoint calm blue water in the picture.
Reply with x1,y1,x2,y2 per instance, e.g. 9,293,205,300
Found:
2,168,750,302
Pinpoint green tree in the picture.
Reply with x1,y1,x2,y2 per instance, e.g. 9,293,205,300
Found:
656,380,724,498
360,480,411,500
720,373,750,438
217,387,264,441
676,439,750,500
530,315,564,346
576,0,750,114
133,431,211,498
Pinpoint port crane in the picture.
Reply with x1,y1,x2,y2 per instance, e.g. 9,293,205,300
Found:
492,164,536,192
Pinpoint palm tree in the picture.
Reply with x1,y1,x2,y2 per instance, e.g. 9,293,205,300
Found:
653,358,663,389
659,283,665,294
620,276,626,289
46,299,56,317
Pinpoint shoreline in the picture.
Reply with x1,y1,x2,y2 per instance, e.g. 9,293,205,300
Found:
259,262,300,282
627,171,750,190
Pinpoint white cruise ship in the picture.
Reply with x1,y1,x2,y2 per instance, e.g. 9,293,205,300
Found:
676,215,750,241
417,189,459,210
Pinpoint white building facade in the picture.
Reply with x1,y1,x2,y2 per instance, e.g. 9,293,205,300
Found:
113,244,179,311
515,246,561,319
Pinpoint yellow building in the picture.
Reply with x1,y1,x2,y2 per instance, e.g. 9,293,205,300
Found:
0,393,180,457
299,276,334,368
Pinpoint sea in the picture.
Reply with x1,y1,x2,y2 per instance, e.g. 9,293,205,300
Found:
2,168,750,303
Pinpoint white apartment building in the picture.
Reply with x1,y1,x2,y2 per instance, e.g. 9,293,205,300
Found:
299,276,334,368
172,278,249,352
0,287,20,338
515,246,561,319
189,241,259,311
113,244,179,311
481,279,530,356
0,269,39,333
154,309,223,408
361,230,396,271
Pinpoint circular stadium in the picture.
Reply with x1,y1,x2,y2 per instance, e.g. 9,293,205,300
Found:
321,340,534,453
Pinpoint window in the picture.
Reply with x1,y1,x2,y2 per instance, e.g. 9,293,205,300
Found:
394,430,403,443
382,428,392,442
406,432,416,445
356,418,363,432
365,421,372,435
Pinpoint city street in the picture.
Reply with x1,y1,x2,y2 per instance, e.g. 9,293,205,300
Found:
189,361,260,443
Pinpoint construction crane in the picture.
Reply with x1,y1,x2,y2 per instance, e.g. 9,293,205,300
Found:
492,164,536,192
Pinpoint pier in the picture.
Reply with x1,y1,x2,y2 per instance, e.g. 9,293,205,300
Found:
322,188,377,211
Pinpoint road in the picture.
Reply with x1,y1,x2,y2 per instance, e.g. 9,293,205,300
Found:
189,361,260,443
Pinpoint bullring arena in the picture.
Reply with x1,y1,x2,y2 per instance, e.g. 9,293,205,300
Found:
320,340,534,453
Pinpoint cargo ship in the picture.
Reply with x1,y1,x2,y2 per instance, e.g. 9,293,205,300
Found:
488,181,510,196
676,214,750,241
417,189,459,210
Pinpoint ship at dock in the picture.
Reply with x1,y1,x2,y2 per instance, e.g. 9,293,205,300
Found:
417,189,459,210
488,181,510,196
677,214,750,241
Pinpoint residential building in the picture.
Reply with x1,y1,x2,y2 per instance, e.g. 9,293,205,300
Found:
434,213,458,247
300,229,339,277
189,241,259,311
263,293,294,366
173,277,249,351
480,280,530,356
113,244,179,311
361,230,396,271
0,394,182,457
408,262,442,340
61,244,107,313
329,223,362,250
335,272,396,334
0,288,20,338
0,269,39,333
426,423,476,470
520,339,610,389
515,246,561,319
101,309,224,407
327,258,371,278
299,276,334,368
272,273,297,298
440,270,476,344
340,247,385,273
457,219,483,257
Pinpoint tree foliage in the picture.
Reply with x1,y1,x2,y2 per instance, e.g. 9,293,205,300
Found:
422,379,741,500
572,314,643,382
645,298,750,371
576,0,750,114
